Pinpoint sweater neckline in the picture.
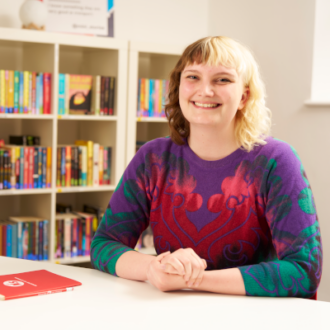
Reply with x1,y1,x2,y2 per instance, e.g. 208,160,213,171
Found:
182,137,246,169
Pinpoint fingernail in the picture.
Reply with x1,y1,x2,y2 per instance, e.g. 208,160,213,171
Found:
187,282,193,287
194,281,199,287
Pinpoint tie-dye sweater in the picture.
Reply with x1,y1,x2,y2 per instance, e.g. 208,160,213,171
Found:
91,137,322,298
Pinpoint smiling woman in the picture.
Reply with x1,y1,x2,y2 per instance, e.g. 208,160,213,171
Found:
91,36,322,300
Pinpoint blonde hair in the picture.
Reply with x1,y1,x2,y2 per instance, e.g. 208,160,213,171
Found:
165,36,272,152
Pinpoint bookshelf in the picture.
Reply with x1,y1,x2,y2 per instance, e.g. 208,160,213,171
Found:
0,27,128,264
126,41,183,165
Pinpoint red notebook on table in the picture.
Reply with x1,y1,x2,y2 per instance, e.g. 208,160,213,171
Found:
0,270,82,301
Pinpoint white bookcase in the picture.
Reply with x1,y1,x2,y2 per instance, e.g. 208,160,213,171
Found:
126,41,183,166
0,27,128,264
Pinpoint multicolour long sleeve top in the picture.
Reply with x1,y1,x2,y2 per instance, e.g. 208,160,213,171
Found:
91,137,322,298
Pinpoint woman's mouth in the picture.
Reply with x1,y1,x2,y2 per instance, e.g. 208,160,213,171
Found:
192,101,221,109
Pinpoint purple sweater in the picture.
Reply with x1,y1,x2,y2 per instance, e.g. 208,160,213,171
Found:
91,136,322,298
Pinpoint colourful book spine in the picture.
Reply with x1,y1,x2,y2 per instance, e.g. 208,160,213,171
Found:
103,147,108,185
93,143,99,186
15,147,20,189
154,79,160,117
61,147,65,187
8,71,14,114
38,147,42,188
85,217,91,256
46,147,51,188
72,218,78,257
137,78,141,116
20,147,24,189
56,147,61,187
145,78,150,117
158,80,163,116
12,223,18,258
10,147,16,189
100,77,105,115
148,79,153,117
65,74,70,115
81,146,87,186
140,78,145,116
0,70,5,113
42,147,46,188
14,71,20,114
109,77,115,115
22,223,28,259
161,79,166,117
64,218,71,259
17,222,23,259
3,150,8,189
28,72,32,114
0,149,3,190
99,145,103,185
32,72,36,114
38,73,44,114
65,146,71,187
28,147,33,189
78,147,82,186
38,221,43,260
104,77,110,115
92,75,101,115
5,71,9,113
33,147,38,188
43,220,49,260
43,73,51,114
58,73,65,115
6,225,12,257
23,71,29,114
107,147,111,185
19,72,24,113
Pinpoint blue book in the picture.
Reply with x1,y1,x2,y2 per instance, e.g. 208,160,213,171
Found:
39,73,43,114
6,225,12,257
33,147,38,188
19,147,24,189
38,147,42,188
58,73,65,115
43,220,49,260
11,223,18,258
149,79,154,117
38,221,43,260
35,74,40,114
3,151,8,189
17,222,23,259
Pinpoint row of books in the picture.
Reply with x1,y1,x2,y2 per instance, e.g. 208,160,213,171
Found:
0,145,52,190
0,217,49,260
0,70,51,115
137,78,169,117
58,74,115,116
56,142,112,187
55,204,104,259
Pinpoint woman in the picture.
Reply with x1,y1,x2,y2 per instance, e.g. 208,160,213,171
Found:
91,36,322,298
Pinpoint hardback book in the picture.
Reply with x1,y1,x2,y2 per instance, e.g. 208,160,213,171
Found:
68,75,92,115
0,270,81,301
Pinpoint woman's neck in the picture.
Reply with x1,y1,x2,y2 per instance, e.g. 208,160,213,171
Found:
188,124,240,161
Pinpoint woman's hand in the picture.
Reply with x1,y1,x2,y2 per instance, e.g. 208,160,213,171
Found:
146,251,187,292
159,248,207,288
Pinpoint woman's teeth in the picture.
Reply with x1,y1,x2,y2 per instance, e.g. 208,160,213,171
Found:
194,102,219,108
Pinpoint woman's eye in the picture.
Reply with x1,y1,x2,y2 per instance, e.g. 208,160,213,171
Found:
187,75,198,80
219,78,231,83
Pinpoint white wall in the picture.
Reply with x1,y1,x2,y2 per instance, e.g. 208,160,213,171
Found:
209,0,329,302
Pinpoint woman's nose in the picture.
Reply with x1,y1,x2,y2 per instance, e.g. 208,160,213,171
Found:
199,82,215,97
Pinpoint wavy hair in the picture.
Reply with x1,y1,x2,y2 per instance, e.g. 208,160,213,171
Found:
165,36,272,152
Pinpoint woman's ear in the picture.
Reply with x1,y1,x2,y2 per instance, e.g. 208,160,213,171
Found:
238,87,250,110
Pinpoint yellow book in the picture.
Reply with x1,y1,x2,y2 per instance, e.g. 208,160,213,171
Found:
145,78,149,113
46,147,52,188
23,71,29,113
158,80,163,116
75,140,93,186
8,71,14,113
0,70,5,113
10,146,16,189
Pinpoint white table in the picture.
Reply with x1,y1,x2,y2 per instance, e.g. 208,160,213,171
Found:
0,256,329,330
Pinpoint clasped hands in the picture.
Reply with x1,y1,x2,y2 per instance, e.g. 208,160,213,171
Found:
146,248,207,292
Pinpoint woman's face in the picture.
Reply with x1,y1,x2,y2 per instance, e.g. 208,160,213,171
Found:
179,62,249,131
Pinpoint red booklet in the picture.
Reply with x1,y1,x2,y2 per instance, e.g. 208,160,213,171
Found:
0,270,82,301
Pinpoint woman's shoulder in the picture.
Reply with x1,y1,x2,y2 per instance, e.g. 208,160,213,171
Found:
137,136,178,154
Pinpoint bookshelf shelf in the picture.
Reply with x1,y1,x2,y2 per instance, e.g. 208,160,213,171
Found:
0,188,53,196
126,41,184,165
0,28,128,264
55,256,91,264
0,114,54,120
56,185,116,193
136,117,167,123
58,115,118,121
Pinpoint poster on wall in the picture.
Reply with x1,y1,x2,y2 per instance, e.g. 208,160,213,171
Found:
44,0,114,37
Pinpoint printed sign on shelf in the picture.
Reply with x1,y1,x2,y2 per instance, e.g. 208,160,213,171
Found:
44,0,110,36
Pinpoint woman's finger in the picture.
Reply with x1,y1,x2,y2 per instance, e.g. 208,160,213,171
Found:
161,256,185,275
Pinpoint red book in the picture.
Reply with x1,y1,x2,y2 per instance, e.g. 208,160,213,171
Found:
43,73,51,114
0,270,81,301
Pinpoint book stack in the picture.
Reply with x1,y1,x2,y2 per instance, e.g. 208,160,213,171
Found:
0,217,49,260
0,136,51,190
54,211,99,259
0,70,51,114
58,74,115,116
137,78,169,117
56,141,112,188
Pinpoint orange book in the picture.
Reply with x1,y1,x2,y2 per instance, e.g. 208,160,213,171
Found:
75,140,93,186
0,270,81,301
46,147,52,188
